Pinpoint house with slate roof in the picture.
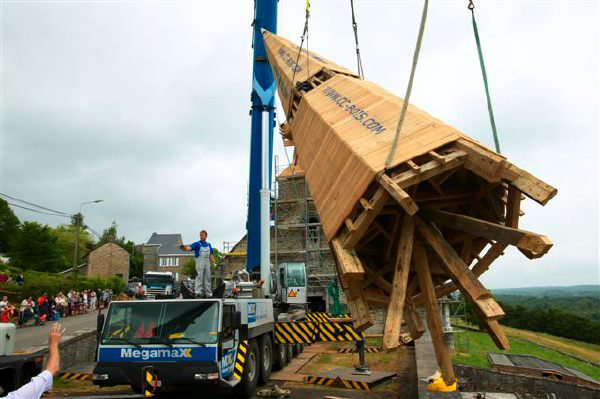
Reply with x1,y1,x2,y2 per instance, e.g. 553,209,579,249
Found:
141,233,194,281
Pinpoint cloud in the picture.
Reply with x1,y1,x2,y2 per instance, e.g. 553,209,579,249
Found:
1,1,598,287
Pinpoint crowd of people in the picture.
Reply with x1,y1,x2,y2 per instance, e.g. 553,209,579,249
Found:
0,289,113,326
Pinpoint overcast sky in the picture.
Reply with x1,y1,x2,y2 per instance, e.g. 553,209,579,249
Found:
1,0,598,288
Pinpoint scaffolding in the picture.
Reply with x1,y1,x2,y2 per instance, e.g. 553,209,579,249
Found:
440,294,469,353
273,156,336,309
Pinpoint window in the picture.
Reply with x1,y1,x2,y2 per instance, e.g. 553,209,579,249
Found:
159,257,179,267
286,263,306,288
221,305,235,340
101,301,220,345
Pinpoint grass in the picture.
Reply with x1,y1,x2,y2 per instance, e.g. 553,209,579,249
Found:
453,320,600,363
48,379,131,397
452,330,600,381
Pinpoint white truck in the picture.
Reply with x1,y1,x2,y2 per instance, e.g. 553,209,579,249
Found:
142,271,177,299
0,323,44,395
93,262,321,397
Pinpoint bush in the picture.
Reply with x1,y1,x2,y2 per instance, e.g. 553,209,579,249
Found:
0,271,125,303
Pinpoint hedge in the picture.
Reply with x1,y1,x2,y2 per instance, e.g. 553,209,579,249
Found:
0,270,124,303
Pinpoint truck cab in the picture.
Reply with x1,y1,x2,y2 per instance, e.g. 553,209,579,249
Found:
93,298,278,396
142,271,176,299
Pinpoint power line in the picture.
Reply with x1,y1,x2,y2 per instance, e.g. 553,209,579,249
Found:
7,202,71,218
0,192,71,215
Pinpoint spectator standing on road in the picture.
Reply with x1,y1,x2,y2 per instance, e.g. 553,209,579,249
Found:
1,323,66,399
89,291,96,310
15,274,24,286
181,230,215,298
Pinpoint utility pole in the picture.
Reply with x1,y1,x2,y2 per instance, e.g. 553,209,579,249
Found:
72,213,82,268
73,200,103,270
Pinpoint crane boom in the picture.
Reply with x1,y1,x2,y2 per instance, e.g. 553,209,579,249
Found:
246,0,278,291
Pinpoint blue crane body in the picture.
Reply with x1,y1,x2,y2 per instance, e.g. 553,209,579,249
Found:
246,0,278,273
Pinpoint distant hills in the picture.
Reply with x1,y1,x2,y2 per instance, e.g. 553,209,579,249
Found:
492,285,599,298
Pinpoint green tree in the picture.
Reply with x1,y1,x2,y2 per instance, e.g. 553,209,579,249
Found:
52,224,95,265
8,221,67,272
0,198,20,253
183,257,197,279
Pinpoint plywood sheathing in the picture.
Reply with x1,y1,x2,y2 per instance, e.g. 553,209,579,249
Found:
262,30,557,374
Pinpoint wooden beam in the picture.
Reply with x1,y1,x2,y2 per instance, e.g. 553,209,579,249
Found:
502,162,557,206
392,150,467,188
407,160,421,172
403,296,425,340
383,216,414,351
428,150,446,163
454,139,505,183
364,287,389,308
345,280,374,332
343,188,390,248
415,216,504,321
413,241,456,385
420,209,552,258
378,174,419,215
385,214,402,259
412,188,520,304
330,238,365,282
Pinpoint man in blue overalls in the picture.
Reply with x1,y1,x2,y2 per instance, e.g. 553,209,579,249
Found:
181,230,215,298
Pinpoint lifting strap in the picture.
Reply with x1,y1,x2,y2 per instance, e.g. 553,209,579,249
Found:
286,0,311,121
349,0,365,79
385,0,429,170
469,0,501,153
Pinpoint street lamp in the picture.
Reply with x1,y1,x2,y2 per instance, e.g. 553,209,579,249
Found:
73,199,103,268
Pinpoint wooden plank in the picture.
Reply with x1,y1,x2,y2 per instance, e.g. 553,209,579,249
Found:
391,150,467,188
454,139,505,183
383,216,414,351
415,216,504,321
378,174,419,215
420,209,553,258
345,279,374,332
413,240,456,385
330,238,365,281
343,188,390,248
502,162,557,206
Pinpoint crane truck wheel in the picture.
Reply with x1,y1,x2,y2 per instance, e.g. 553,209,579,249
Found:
292,343,300,356
285,344,293,363
258,334,272,385
234,339,259,397
273,342,286,370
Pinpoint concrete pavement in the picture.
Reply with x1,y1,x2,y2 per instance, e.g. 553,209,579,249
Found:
14,309,104,352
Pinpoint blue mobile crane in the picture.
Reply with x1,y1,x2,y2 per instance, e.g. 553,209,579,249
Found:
246,0,278,291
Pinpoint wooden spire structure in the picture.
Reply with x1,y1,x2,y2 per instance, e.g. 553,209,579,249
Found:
262,30,557,384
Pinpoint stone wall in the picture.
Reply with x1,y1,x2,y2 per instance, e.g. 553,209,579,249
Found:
37,330,98,371
455,364,600,399
85,243,129,283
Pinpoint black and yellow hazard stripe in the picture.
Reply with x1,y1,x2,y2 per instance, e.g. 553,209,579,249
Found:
144,370,155,397
337,346,383,353
59,372,92,381
233,340,248,380
274,322,317,344
305,375,337,386
316,322,363,342
339,378,370,390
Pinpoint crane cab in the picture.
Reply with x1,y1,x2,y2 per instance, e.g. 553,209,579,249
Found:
275,262,306,305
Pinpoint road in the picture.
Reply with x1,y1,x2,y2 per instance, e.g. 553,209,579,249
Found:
14,310,104,352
